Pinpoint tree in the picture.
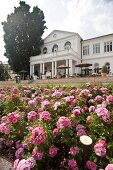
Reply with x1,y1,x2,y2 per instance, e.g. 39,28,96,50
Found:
0,62,10,81
2,1,46,73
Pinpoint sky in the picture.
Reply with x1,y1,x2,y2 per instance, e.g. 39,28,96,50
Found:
0,0,113,62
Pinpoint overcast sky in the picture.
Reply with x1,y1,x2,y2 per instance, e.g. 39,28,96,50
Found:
0,0,113,62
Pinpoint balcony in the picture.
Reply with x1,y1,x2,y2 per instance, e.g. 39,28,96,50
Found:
30,49,80,62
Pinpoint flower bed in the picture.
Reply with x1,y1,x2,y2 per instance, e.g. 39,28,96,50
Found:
0,83,113,169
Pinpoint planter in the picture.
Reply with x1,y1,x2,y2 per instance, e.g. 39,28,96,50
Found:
0,156,13,170
57,75,61,79
101,72,107,77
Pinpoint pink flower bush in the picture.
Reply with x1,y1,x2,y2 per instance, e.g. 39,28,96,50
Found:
1,84,113,169
94,140,107,157
49,146,58,157
57,116,71,129
86,160,97,170
30,127,46,145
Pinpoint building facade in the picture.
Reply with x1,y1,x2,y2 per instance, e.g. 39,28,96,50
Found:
30,30,113,78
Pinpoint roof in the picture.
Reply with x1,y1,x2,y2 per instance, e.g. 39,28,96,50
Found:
44,30,82,41
83,33,113,41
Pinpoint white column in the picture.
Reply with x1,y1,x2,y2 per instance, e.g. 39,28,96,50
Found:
30,64,32,76
52,61,54,78
40,63,42,79
32,64,34,75
66,59,69,77
55,61,57,76
42,63,45,74
40,63,42,74
69,59,73,76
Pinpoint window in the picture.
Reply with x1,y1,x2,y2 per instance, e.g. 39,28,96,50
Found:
93,43,100,54
83,45,89,55
64,41,71,49
43,47,47,54
52,44,58,52
104,41,112,52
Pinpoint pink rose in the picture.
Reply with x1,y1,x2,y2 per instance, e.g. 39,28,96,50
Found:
49,146,58,157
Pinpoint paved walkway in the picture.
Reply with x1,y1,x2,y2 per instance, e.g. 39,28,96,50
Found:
0,76,113,85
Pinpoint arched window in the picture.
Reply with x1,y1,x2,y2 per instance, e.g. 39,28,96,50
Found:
43,47,47,54
94,63,99,73
105,62,110,73
64,41,71,49
52,44,58,52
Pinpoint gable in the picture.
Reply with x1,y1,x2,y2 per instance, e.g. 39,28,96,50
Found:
44,30,76,43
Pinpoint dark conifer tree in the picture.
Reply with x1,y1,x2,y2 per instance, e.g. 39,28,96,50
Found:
2,1,46,73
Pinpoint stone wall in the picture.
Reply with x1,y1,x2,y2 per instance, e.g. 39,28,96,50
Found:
0,156,13,170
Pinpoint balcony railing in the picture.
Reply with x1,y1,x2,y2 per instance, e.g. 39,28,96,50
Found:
30,49,80,62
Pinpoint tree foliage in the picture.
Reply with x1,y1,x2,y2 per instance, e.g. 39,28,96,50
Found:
2,1,46,73
0,63,10,81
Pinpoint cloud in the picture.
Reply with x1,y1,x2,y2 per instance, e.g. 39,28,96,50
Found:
58,0,113,39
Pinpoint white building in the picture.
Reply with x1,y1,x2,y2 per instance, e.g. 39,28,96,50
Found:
30,30,113,78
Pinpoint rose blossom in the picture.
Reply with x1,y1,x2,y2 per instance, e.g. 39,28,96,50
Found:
5,140,14,147
89,106,95,113
27,111,37,121
39,111,51,121
15,147,24,159
68,159,78,170
8,112,19,124
69,147,79,156
49,146,58,157
95,106,110,122
0,122,10,134
53,128,59,136
65,96,75,103
105,164,113,170
72,109,81,117
14,157,36,170
52,90,62,98
86,160,97,170
106,95,113,105
94,140,107,157
57,116,71,129
30,127,46,145
32,148,43,160
41,100,50,109
53,101,61,110
28,100,36,107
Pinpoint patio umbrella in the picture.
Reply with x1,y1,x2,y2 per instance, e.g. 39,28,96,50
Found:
75,63,92,67
19,70,28,79
57,64,70,69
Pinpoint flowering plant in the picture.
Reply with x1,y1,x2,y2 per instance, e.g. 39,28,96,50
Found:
0,84,113,169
